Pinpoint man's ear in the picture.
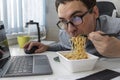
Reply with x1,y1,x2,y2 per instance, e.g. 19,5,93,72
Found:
92,5,99,18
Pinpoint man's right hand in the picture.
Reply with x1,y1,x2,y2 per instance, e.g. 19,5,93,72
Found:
24,41,49,53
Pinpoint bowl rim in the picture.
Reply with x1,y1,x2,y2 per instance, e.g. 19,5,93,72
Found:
56,51,99,61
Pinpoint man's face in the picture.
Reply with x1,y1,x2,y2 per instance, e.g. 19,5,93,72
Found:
57,1,99,37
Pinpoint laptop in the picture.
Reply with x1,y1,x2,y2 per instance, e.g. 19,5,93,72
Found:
0,21,53,77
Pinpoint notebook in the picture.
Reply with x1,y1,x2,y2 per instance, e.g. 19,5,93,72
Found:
0,21,53,77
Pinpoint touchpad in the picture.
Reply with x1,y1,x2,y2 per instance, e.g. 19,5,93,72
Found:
33,55,53,74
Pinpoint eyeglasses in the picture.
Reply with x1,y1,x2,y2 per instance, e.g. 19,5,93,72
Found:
57,8,92,30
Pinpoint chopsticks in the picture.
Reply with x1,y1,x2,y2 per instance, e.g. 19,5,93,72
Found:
101,33,120,37
80,33,120,37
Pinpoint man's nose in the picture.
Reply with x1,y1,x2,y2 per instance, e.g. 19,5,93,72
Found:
67,23,76,32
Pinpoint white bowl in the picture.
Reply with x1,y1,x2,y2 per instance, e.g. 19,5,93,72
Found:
57,51,99,72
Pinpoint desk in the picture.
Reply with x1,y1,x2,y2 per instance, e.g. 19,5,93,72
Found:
1,41,120,80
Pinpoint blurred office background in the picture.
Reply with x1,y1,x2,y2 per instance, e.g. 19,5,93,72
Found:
0,0,120,45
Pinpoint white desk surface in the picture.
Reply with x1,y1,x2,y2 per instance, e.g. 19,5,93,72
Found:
1,41,120,80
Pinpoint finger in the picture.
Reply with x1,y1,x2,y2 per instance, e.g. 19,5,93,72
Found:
35,44,48,53
27,42,36,50
35,49,42,53
28,42,42,51
96,31,105,34
88,32,105,41
35,48,44,53
23,41,31,48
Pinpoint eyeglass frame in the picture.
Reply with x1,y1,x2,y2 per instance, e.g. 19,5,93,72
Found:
56,8,93,30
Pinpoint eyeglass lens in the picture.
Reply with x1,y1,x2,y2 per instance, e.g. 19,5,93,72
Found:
58,16,83,29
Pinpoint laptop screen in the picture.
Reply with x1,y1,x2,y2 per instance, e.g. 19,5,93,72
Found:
0,21,10,68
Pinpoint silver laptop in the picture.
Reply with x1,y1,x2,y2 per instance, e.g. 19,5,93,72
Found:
0,21,53,77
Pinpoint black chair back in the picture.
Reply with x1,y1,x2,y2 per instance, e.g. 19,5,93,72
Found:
97,1,116,16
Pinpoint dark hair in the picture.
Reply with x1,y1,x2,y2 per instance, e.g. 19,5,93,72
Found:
55,0,96,12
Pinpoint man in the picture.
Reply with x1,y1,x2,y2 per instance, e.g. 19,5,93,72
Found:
24,0,120,57
55,0,120,57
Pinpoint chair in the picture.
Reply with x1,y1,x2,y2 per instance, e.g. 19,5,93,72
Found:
96,1,117,17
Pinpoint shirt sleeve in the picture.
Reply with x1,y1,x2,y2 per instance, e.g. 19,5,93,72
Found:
47,42,70,51
47,30,71,51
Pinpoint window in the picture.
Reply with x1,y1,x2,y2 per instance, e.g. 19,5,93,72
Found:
0,0,46,39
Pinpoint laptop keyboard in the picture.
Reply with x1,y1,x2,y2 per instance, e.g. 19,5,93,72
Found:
7,56,33,74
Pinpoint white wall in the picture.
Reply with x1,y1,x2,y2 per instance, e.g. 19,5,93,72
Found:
46,0,59,41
